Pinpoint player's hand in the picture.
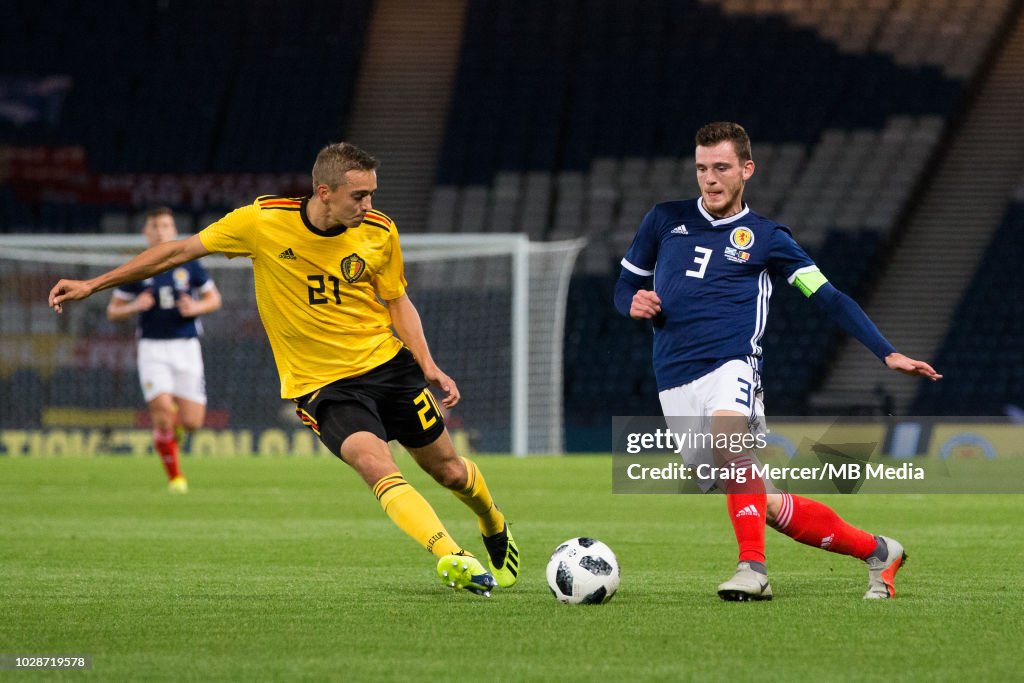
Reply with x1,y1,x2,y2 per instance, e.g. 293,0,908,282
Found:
48,279,94,314
630,289,662,320
136,290,156,312
885,352,943,381
175,293,198,317
425,367,460,409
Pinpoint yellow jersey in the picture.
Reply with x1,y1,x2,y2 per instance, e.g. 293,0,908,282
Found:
198,195,406,398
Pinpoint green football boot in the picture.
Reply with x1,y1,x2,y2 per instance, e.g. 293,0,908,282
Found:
482,524,520,588
436,552,497,597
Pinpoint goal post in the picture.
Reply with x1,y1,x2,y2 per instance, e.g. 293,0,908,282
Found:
0,232,585,455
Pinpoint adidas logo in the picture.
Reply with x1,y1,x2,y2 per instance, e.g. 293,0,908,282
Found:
278,248,296,260
735,504,760,518
820,533,834,550
671,224,688,235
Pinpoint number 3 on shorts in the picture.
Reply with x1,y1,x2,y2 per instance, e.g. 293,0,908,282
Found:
736,377,752,408
413,389,441,430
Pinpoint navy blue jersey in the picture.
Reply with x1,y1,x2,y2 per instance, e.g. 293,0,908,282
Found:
114,262,213,339
621,198,817,391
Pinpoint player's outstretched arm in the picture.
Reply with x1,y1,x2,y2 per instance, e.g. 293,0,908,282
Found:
885,352,943,381
386,293,460,408
808,282,942,381
49,235,211,313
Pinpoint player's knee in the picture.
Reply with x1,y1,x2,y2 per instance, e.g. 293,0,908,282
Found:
339,433,399,485
765,493,782,524
431,457,467,490
150,410,176,431
179,415,205,432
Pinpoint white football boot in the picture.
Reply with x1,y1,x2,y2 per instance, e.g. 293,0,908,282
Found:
717,561,773,601
864,536,907,599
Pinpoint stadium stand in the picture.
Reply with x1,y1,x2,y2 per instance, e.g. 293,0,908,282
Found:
424,0,1014,445
913,196,1024,415
2,0,1022,450
814,3,1024,414
0,0,373,231
342,0,467,232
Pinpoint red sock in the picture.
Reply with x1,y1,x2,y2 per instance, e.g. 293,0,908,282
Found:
771,493,876,559
726,492,767,564
154,429,181,480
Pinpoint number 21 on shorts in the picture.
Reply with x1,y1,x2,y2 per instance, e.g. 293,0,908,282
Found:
413,389,441,430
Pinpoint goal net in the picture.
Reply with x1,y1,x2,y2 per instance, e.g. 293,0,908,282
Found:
0,233,584,455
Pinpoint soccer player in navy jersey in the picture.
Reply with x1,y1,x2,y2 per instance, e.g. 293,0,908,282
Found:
107,207,222,493
615,122,942,601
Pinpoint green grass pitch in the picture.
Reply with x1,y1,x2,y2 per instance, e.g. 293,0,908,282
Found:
2,454,1022,681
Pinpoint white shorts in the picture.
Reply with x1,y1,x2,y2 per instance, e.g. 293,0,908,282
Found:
658,360,772,493
137,338,207,404
659,359,765,419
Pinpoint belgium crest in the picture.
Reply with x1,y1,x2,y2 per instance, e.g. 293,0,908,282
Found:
341,253,366,282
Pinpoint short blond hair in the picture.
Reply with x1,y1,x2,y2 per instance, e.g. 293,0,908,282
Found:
311,142,378,190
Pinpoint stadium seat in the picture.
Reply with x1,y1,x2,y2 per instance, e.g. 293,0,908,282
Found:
913,201,1024,414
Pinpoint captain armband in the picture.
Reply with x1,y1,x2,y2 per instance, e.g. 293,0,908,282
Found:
788,266,829,298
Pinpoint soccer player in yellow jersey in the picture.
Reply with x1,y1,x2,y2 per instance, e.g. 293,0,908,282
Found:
49,142,519,596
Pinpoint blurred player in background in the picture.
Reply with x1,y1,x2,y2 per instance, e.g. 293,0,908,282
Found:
51,143,518,597
615,122,942,601
107,207,221,494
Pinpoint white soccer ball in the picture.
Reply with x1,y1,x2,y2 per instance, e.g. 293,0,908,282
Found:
546,537,620,604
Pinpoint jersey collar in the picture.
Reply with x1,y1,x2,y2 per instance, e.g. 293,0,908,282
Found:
300,196,350,237
698,198,750,226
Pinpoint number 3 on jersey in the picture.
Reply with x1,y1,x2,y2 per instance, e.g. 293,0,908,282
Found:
686,246,712,279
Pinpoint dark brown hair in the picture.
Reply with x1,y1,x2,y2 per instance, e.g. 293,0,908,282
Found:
695,122,752,163
144,206,174,220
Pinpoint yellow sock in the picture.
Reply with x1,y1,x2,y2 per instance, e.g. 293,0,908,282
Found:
452,457,506,536
373,473,462,557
